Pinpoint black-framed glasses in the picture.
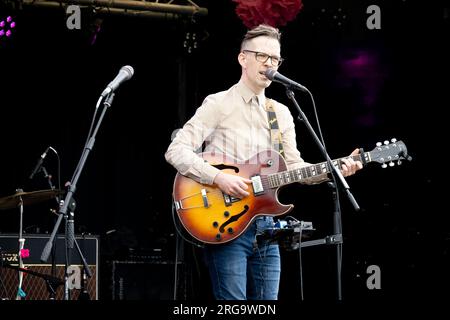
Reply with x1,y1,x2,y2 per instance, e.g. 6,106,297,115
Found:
242,50,284,67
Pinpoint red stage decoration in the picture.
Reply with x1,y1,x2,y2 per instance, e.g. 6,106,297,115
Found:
233,0,304,29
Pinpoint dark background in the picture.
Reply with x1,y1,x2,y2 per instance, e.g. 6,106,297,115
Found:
0,0,448,301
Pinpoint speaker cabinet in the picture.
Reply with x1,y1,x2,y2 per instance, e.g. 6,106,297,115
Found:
110,260,182,300
0,234,98,300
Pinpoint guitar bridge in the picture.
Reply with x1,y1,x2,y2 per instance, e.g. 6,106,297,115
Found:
201,188,209,208
173,189,212,211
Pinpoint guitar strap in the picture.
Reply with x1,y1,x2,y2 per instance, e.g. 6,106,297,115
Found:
265,98,285,158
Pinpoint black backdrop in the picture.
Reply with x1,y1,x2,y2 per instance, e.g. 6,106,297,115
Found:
0,0,448,301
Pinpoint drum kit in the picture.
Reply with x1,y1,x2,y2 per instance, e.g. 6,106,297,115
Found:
0,188,64,300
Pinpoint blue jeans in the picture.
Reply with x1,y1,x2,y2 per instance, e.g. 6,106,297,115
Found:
203,217,281,300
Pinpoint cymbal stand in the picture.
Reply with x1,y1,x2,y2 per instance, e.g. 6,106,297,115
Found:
15,189,26,300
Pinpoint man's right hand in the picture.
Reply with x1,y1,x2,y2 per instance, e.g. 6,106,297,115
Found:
213,172,252,199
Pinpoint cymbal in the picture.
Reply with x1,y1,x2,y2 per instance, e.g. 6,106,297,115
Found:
0,189,62,210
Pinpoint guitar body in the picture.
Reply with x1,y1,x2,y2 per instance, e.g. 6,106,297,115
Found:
173,150,293,244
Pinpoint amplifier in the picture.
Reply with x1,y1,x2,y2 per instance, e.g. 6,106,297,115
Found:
110,260,182,300
0,233,98,300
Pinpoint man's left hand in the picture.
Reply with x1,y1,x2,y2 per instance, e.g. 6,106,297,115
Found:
340,148,363,177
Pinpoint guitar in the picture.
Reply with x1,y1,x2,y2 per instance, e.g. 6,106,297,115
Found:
172,139,409,244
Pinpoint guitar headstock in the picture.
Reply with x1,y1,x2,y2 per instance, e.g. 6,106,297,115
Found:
367,138,411,168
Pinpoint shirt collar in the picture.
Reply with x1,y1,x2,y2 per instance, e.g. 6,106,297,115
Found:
237,80,266,107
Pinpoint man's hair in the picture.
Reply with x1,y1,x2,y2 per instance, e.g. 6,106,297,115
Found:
241,24,281,50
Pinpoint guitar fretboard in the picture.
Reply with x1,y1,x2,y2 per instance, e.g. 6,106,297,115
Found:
267,153,369,188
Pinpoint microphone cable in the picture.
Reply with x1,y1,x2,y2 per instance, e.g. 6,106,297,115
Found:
171,199,204,300
171,200,204,249
70,95,103,183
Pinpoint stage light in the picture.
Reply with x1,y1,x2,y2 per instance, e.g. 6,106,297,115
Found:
0,15,16,40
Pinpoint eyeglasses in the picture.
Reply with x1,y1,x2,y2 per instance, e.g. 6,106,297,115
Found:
242,50,284,67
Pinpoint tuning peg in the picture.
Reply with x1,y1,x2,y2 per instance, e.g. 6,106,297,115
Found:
389,161,395,167
391,138,397,143
382,163,387,168
376,142,382,147
384,140,389,145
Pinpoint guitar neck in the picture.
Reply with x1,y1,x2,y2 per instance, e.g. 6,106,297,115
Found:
267,153,369,188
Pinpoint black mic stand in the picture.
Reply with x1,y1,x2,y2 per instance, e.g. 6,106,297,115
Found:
41,166,61,300
78,265,91,300
329,181,343,300
63,196,76,300
284,88,360,301
40,93,115,299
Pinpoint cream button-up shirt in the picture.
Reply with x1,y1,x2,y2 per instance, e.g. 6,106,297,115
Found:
165,80,313,185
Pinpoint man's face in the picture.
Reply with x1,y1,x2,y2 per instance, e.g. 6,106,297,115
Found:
239,36,281,93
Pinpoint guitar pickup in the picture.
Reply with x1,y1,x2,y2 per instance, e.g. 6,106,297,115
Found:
251,175,264,196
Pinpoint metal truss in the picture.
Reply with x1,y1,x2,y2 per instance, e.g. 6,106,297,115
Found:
20,0,208,19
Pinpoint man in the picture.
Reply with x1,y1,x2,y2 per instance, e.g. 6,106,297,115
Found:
165,24,362,300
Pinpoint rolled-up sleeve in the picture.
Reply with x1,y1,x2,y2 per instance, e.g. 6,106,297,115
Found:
165,96,222,185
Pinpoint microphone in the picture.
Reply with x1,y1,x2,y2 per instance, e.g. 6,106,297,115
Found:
101,65,134,97
29,147,50,179
265,68,308,92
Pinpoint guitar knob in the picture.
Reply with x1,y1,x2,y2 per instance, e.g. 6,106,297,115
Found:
384,140,389,145
389,161,395,167
381,163,387,168
391,138,397,143
397,160,402,165
376,142,382,147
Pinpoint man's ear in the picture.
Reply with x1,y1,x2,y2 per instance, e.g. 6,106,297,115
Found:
238,52,247,68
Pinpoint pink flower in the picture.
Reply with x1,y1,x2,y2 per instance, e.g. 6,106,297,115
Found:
233,0,304,28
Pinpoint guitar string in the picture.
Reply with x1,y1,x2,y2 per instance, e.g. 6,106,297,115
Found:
180,167,337,204
179,172,315,203
178,176,288,210
179,176,275,203
181,172,311,200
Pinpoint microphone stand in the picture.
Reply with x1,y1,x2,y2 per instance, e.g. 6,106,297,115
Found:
40,93,115,299
41,166,60,300
63,197,76,300
284,88,360,301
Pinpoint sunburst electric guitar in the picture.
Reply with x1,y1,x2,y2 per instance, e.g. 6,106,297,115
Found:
173,139,409,244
